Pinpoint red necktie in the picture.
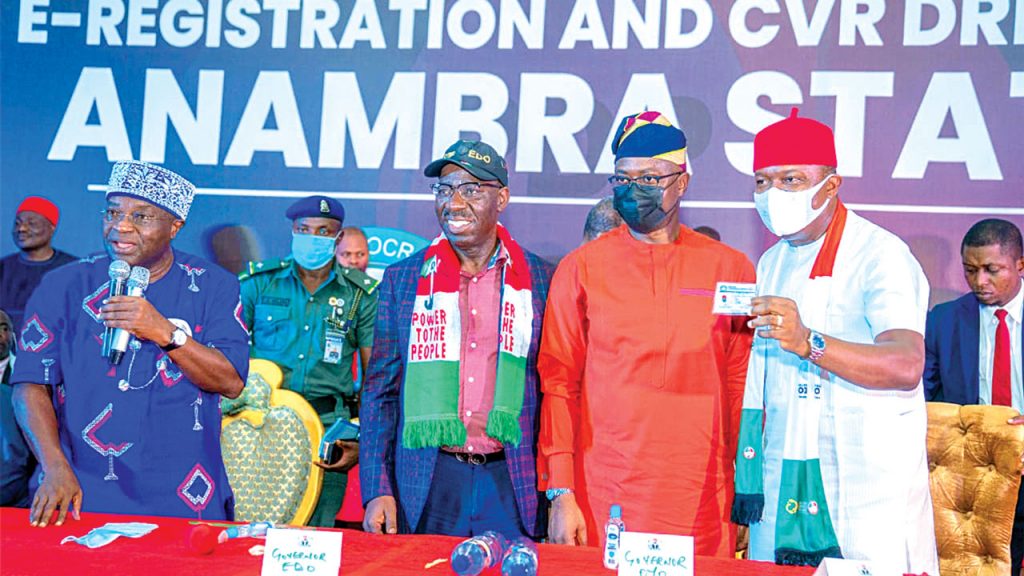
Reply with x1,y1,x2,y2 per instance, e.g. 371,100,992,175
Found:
992,309,1012,407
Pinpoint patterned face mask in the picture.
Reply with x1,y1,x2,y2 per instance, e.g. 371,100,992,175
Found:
60,522,159,548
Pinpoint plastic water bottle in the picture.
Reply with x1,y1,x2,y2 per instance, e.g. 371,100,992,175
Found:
603,504,625,569
451,531,508,576
217,521,274,543
501,537,538,576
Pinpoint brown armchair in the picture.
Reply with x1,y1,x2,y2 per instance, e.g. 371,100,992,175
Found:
927,402,1024,576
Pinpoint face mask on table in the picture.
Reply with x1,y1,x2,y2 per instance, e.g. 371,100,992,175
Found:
61,522,159,548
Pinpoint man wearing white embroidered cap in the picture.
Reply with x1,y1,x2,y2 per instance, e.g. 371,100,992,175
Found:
731,109,938,573
11,161,249,526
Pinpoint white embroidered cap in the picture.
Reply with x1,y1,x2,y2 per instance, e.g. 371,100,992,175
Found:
105,160,196,220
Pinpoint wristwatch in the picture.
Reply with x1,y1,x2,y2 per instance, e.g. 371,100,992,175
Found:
546,488,573,501
807,330,826,362
161,327,188,352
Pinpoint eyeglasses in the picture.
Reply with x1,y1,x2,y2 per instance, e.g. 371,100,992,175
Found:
101,209,169,228
607,172,683,188
430,181,501,200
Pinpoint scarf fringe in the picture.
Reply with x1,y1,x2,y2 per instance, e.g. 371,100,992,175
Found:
402,418,467,450
485,410,522,448
775,547,842,566
730,493,764,525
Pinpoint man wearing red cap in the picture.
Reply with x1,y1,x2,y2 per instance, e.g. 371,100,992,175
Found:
539,112,755,555
0,197,77,333
732,109,938,572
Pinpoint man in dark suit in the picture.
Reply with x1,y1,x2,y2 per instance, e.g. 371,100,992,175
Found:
925,218,1024,574
1,308,35,507
359,140,554,539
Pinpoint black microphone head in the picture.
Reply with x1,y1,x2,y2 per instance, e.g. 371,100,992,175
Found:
108,260,130,282
127,266,151,291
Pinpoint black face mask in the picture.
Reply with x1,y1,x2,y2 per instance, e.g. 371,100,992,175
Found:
613,183,671,234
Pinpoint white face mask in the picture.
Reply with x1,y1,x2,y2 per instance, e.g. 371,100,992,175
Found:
753,175,834,237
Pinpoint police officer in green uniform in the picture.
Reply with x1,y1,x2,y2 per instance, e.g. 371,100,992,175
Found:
239,195,378,527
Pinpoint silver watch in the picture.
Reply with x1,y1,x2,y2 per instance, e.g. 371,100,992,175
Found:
162,327,187,351
807,330,826,362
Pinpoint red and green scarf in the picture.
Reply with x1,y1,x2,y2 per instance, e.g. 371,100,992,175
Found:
401,224,533,449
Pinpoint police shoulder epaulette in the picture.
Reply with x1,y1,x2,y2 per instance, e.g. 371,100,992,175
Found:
238,258,289,281
341,266,379,295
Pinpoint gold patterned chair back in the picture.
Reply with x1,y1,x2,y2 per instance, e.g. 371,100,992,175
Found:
221,358,324,526
927,402,1024,576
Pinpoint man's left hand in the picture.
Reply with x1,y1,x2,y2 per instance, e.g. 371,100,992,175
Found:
100,296,175,346
748,296,811,358
315,440,359,473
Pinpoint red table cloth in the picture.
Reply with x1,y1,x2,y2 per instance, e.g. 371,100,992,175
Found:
0,508,814,575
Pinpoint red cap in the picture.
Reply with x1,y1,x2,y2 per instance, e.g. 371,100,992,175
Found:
17,196,60,227
753,108,837,171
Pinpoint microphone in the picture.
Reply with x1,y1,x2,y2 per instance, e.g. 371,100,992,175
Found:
109,266,151,365
102,260,131,357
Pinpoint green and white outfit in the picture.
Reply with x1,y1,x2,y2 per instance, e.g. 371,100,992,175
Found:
735,210,938,574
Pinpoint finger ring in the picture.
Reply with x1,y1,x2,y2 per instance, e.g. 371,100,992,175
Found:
773,314,783,327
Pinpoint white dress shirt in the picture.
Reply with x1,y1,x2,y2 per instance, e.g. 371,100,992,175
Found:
978,283,1024,411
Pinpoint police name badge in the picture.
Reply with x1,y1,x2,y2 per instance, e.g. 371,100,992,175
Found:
323,329,345,364
712,282,756,316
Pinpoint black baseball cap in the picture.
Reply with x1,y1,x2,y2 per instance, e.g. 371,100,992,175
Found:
424,140,508,186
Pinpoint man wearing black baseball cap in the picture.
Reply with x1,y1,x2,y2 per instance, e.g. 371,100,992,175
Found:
239,195,379,527
423,140,509,185
360,140,554,539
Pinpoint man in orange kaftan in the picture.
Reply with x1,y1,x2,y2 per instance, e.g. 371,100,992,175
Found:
538,111,754,556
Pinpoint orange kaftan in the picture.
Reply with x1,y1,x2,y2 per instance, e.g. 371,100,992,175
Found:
538,225,754,556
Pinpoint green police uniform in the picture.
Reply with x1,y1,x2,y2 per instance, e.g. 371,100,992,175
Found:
239,258,378,527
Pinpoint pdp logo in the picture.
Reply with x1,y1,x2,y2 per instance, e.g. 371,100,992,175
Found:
785,498,821,515
743,446,756,460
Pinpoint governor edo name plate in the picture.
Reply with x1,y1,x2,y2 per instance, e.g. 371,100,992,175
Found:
617,531,693,576
261,527,342,576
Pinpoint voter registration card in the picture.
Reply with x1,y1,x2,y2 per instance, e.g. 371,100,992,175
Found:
712,282,756,316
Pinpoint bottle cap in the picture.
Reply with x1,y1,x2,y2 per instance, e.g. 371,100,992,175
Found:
610,504,622,518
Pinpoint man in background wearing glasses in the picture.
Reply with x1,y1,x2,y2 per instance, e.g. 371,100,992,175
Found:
360,140,554,539
239,195,379,527
11,160,249,526
538,112,755,556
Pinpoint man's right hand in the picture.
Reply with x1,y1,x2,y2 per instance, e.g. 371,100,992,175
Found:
548,493,588,546
30,463,82,527
363,495,398,534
